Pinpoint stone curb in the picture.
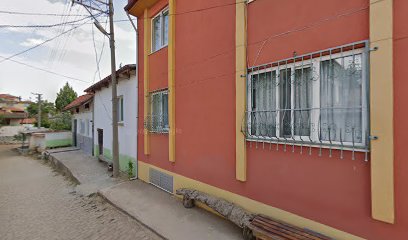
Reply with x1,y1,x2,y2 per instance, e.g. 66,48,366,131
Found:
97,186,168,240
45,152,80,185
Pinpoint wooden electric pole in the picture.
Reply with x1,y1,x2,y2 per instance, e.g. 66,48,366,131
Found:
72,0,119,177
31,93,42,129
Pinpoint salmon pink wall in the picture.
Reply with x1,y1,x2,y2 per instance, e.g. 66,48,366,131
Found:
391,0,408,238
149,48,168,90
135,0,408,239
247,0,369,66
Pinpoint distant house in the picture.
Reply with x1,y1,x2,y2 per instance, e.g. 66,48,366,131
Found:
0,107,28,126
0,94,33,126
84,64,137,175
64,94,94,155
20,118,36,126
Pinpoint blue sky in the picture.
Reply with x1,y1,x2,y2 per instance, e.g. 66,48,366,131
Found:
0,0,136,102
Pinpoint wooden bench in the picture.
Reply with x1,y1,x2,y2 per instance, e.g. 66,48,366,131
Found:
245,215,333,240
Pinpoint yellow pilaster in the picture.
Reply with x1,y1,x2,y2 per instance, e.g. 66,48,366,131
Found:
144,8,151,155
370,0,394,223
235,0,247,181
168,0,176,162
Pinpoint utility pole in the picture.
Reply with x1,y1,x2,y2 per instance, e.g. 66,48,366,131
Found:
72,0,120,177
108,0,120,178
32,93,42,129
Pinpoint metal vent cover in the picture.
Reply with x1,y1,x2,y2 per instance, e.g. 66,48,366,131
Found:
149,168,173,193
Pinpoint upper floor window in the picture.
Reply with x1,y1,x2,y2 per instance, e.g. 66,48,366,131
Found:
246,42,369,150
152,8,169,52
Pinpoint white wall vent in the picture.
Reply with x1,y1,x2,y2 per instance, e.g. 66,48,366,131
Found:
149,168,174,193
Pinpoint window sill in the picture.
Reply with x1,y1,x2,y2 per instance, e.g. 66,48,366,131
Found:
246,137,369,153
149,128,169,134
150,45,168,55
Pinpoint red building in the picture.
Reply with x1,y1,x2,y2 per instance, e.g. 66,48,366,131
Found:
125,0,408,239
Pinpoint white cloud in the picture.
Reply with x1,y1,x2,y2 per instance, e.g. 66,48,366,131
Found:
20,38,46,47
0,0,136,102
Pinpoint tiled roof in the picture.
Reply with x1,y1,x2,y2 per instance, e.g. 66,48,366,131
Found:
0,94,19,101
84,64,136,93
20,118,36,124
63,94,93,111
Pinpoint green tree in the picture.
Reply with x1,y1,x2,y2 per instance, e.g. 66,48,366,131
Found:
26,101,55,128
49,112,72,130
55,82,77,112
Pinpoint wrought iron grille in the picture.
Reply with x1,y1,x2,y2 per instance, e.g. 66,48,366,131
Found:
144,89,169,133
244,41,370,156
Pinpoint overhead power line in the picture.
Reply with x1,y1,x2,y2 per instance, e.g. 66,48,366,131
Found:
0,10,88,17
0,0,244,22
0,56,89,83
0,15,97,29
0,20,93,64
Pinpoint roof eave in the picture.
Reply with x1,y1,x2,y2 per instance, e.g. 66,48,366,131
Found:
63,95,93,111
84,64,136,93
125,0,161,17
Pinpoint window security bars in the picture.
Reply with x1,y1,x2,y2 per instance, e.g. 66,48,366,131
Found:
145,90,169,133
244,41,370,159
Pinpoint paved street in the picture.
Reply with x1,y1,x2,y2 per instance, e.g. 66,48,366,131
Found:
0,145,162,240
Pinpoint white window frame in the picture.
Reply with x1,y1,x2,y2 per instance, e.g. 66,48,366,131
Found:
150,90,169,133
117,96,124,123
247,47,368,149
80,119,85,135
151,7,169,53
84,119,89,137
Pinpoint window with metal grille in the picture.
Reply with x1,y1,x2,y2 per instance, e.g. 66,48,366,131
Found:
152,7,169,52
246,41,369,151
148,90,168,133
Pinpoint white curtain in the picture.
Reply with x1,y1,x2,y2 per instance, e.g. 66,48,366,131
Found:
251,71,276,137
279,69,291,137
294,67,312,137
162,93,168,129
151,92,168,131
152,16,161,51
320,54,363,143
163,11,169,46
151,94,161,131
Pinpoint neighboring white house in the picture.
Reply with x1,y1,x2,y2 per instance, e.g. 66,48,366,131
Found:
84,64,137,176
64,94,94,155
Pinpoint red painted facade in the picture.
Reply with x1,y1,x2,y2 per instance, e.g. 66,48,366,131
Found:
133,0,408,239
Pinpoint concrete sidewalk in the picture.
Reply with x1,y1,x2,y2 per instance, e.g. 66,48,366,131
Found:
47,149,242,240
47,148,123,196
100,181,242,240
